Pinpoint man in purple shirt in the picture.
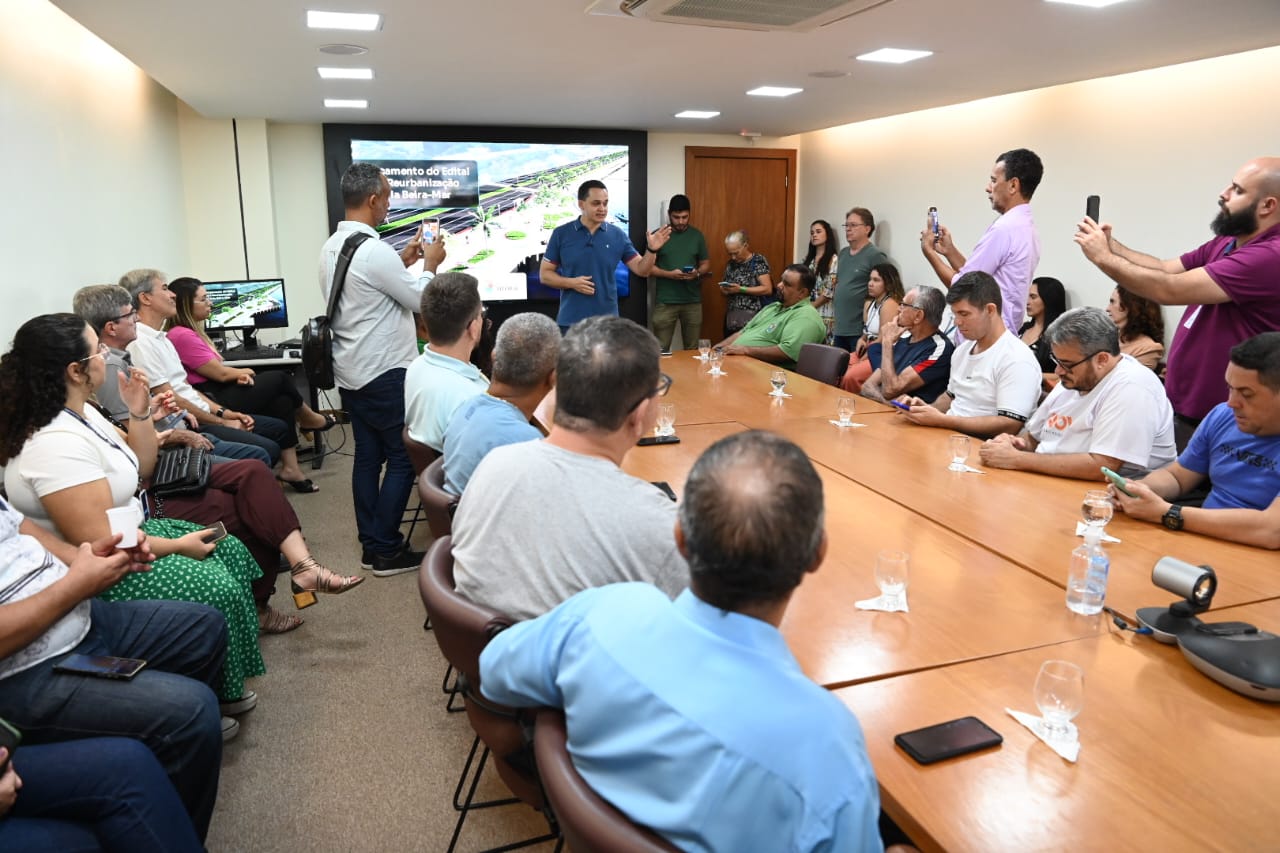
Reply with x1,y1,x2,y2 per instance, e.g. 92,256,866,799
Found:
921,148,1043,338
1075,156,1280,449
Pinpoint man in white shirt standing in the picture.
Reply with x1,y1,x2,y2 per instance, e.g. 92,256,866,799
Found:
319,163,446,576
979,307,1176,478
899,271,1041,438
403,271,490,453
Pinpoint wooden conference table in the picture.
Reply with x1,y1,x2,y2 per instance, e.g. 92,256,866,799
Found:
617,350,1278,849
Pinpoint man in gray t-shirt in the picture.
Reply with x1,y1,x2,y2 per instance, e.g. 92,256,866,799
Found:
452,316,688,619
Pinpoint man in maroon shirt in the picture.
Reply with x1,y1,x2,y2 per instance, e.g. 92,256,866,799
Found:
1074,157,1280,449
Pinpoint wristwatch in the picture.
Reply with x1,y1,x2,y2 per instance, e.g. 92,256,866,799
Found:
215,407,226,419
1161,504,1184,531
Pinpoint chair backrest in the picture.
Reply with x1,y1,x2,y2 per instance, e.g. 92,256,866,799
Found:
419,456,458,538
402,426,441,477
795,343,851,387
534,709,679,853
418,537,546,809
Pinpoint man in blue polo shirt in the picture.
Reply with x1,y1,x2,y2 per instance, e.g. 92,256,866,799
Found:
540,179,670,331
861,285,954,404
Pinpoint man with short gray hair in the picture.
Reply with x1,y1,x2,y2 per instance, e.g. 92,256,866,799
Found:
452,315,688,620
441,312,560,494
859,285,954,403
979,306,1175,478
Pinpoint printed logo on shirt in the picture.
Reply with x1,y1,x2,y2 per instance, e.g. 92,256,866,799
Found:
1215,442,1278,473
1047,413,1073,432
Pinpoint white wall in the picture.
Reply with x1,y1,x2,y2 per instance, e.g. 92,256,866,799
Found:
0,0,189,347
794,44,1280,320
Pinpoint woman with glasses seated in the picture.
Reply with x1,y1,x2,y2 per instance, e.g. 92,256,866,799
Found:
165,277,337,493
0,315,365,706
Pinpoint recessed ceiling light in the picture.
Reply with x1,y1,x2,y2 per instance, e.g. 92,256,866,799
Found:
318,67,374,80
747,86,803,98
856,48,932,64
307,10,382,31
318,43,369,56
675,110,720,119
1045,0,1129,6
324,98,368,109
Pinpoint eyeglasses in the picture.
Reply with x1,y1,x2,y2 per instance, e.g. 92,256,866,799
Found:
844,222,867,229
626,372,673,413
113,308,138,323
78,342,109,363
1050,351,1099,372
899,302,921,311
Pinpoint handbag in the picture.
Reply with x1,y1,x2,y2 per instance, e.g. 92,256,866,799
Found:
149,445,211,498
303,231,373,390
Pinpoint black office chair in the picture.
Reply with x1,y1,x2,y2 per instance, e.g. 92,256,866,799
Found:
796,343,851,387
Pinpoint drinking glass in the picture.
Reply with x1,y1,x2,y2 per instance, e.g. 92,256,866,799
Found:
655,403,676,436
1034,660,1084,743
948,434,972,472
697,338,711,361
769,370,788,397
709,346,725,375
875,550,910,607
1081,489,1113,529
836,396,855,426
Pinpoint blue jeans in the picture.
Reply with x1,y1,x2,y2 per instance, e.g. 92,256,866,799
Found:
0,738,202,852
202,420,284,466
202,430,273,466
340,368,415,556
0,600,226,841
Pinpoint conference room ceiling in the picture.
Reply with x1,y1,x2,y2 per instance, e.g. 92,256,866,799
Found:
52,0,1280,136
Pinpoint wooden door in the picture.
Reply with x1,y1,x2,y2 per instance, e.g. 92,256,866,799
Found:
685,146,797,340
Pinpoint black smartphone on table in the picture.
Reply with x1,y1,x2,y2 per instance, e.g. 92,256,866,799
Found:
895,716,1003,765
52,653,147,680
637,434,680,446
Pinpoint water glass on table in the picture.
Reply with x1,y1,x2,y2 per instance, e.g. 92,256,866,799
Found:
836,396,855,426
708,346,726,375
1081,489,1113,529
769,369,788,397
875,549,910,608
1034,660,1084,745
696,339,711,361
947,434,972,472
655,403,676,437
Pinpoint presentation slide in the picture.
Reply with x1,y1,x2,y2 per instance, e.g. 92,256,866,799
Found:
351,139,631,301
204,279,287,330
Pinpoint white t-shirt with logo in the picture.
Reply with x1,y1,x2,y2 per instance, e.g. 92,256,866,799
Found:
1026,354,1176,476
946,329,1041,422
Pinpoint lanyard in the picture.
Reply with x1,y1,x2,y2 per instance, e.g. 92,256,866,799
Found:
60,406,141,476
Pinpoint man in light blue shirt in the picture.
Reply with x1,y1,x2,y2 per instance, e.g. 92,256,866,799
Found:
442,312,559,494
480,431,885,852
404,272,490,452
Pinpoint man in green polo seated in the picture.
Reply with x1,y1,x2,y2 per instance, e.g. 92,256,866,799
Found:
716,264,827,370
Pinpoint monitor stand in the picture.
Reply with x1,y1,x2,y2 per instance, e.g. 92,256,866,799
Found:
240,328,261,350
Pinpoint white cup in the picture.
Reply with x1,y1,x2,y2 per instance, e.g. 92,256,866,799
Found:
106,505,142,548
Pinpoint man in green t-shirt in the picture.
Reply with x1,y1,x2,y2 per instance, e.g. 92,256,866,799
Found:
651,194,710,350
717,264,827,370
833,206,888,351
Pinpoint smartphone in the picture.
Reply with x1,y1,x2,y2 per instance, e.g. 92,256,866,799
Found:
422,218,440,244
53,653,147,680
928,206,940,236
201,521,228,543
1100,466,1134,497
889,400,912,411
0,717,20,773
1086,195,1101,222
681,265,695,274
895,716,1003,765
651,481,678,502
158,411,186,431
637,434,681,447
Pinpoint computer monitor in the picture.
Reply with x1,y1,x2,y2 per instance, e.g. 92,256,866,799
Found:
202,278,288,349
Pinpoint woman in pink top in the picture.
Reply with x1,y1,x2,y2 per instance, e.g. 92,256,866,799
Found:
166,278,336,492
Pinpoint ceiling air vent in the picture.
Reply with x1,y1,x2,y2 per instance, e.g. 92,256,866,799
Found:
597,0,893,32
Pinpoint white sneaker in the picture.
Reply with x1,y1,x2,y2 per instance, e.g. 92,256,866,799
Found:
220,690,257,716
221,716,240,742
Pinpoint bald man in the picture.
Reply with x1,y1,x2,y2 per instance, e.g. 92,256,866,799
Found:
1075,157,1280,449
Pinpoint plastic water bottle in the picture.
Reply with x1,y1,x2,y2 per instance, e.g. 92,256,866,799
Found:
1065,526,1109,615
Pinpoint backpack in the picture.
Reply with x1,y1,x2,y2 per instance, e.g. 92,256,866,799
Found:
302,231,373,390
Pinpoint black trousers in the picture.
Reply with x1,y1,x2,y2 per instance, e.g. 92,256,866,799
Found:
201,369,303,448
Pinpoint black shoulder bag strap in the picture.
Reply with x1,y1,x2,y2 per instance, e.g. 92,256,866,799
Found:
327,230,374,321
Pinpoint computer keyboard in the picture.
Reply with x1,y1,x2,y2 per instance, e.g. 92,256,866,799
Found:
224,345,286,361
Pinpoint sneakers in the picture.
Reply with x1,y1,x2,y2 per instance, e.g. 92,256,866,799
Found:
370,543,426,577
360,548,374,570
222,716,240,742
220,690,257,716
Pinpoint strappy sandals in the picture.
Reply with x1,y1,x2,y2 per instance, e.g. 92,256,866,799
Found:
289,556,365,609
258,605,304,634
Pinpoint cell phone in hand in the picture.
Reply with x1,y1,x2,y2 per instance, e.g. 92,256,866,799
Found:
1100,466,1134,497
0,717,20,773
201,521,228,543
422,219,440,244
1086,195,1101,222
53,653,147,680
681,265,695,274
895,716,1003,765
928,206,940,236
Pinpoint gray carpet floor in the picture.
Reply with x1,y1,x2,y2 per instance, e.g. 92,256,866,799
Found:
206,433,555,852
